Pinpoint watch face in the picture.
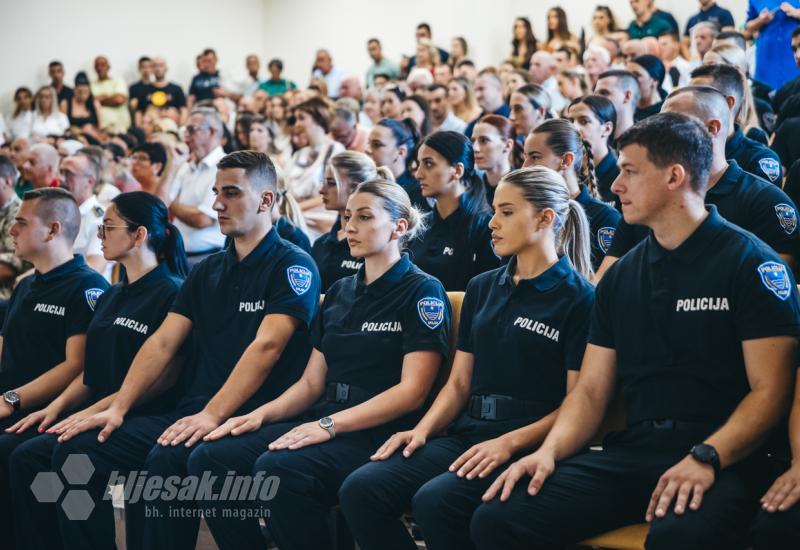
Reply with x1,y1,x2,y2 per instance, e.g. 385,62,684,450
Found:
692,444,716,462
4,391,19,404
319,417,333,429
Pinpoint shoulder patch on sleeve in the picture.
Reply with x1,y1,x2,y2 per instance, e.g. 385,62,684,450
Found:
757,261,791,301
758,158,780,182
286,265,313,296
417,297,445,329
93,206,104,218
774,203,797,235
597,227,616,254
85,288,104,311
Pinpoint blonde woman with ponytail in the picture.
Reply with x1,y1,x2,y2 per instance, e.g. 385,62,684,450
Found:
339,165,596,550
313,151,394,290
525,119,621,271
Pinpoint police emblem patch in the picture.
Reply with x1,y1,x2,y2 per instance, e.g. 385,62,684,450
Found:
775,203,797,235
286,265,313,295
417,297,445,330
85,288,104,311
597,227,615,254
757,261,791,301
758,158,780,182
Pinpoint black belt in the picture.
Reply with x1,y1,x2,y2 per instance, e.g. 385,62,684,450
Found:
632,419,722,431
325,382,373,405
467,394,543,421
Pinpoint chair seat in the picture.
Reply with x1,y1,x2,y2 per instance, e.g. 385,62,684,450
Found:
580,523,649,549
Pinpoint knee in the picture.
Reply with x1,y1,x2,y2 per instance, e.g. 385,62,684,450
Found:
144,443,188,476
185,443,214,477
752,508,800,550
469,502,507,548
339,463,383,513
51,431,96,469
411,475,450,522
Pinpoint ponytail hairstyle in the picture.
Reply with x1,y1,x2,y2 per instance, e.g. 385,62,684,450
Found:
331,150,395,198
567,94,617,148
111,191,189,278
377,118,421,175
515,84,552,118
273,164,309,235
501,166,593,280
420,130,490,216
477,114,524,169
352,179,426,248
533,118,598,198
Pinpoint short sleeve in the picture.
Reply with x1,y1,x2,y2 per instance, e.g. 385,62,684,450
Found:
66,276,109,337
264,252,321,328
170,265,200,321
587,267,617,349
456,277,479,353
751,150,783,184
607,219,641,258
310,291,332,351
401,278,451,358
173,86,187,108
562,286,595,371
733,252,800,341
721,9,735,27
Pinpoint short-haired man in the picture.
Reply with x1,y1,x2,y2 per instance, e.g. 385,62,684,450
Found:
330,100,369,152
595,70,641,141
658,31,692,89
128,56,153,116
53,151,320,550
433,63,453,86
136,57,187,127
366,38,400,88
48,61,73,105
472,112,800,550
59,152,107,274
772,27,800,114
427,84,466,132
8,138,31,198
529,51,567,112
454,59,478,83
91,56,131,133
0,187,108,548
312,49,345,98
692,21,719,61
0,156,26,298
259,58,297,97
583,47,611,88
22,144,60,190
465,72,510,137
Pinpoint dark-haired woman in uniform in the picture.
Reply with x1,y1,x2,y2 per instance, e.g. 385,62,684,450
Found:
567,95,620,206
408,130,500,291
7,191,188,550
472,114,522,206
339,166,596,550
186,179,451,550
524,118,621,270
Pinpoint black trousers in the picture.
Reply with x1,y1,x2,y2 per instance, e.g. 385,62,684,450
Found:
339,413,534,550
469,424,773,550
750,458,800,550
0,412,37,550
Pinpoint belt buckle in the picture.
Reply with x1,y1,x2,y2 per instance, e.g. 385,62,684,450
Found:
335,383,350,403
480,396,497,420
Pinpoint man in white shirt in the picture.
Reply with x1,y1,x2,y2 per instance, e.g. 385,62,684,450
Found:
529,51,568,112
169,107,226,264
58,152,106,274
312,49,345,98
659,30,693,90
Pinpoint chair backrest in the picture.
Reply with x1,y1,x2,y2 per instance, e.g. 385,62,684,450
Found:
431,291,464,394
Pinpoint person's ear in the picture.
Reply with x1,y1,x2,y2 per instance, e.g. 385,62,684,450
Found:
560,151,575,171
502,139,513,155
452,162,465,181
666,163,688,190
133,226,148,247
46,220,61,241
725,95,736,111
258,190,276,213
600,121,613,140
706,119,722,137
537,208,555,230
152,162,163,177
391,217,409,241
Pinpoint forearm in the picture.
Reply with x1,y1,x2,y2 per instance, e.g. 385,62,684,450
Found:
48,374,93,414
16,360,84,411
500,409,560,455
112,338,180,415
169,202,214,228
540,387,609,461
332,382,432,434
790,400,800,462
415,381,471,438
255,377,323,424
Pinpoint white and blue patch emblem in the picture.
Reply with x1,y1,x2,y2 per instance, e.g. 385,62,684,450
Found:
774,203,797,235
757,261,791,301
417,297,445,330
286,265,313,296
758,158,780,182
84,288,104,311
597,227,615,254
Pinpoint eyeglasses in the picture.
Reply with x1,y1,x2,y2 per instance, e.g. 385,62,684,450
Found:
130,154,151,163
97,224,131,239
185,124,208,135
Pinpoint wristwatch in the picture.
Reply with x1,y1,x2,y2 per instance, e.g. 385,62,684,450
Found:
3,390,20,412
318,416,336,439
690,443,720,476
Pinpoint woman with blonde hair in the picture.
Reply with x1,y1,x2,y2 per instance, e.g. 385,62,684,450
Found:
415,38,441,73
30,86,69,139
447,77,482,126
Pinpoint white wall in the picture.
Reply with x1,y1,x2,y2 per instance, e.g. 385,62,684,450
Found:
0,0,748,116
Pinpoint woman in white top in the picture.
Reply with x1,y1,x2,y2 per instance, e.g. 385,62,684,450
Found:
284,97,344,240
30,86,69,139
8,87,34,140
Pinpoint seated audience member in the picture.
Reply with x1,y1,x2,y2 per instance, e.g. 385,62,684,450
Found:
31,87,69,139
450,36,468,67
7,191,187,550
692,21,719,61
556,69,591,105
427,84,466,133
90,56,130,133
284,97,344,238
313,151,393,290
434,63,454,86
8,138,32,197
128,56,153,116
8,88,33,141
48,60,73,106
380,86,406,121
583,46,612,88
544,7,579,52
136,57,188,127
454,59,479,83
331,99,370,152
567,95,619,205
472,114,520,205
471,112,800,550
596,86,799,281
402,94,433,137
407,68,435,94
628,0,675,39
63,72,101,132
22,143,60,190
363,88,383,126
249,114,287,168
259,58,297,97
658,31,693,89
465,72,510,137
686,0,735,37
341,166,594,550
448,77,482,125
554,46,579,71
509,84,551,141
408,131,499,290
528,51,568,113
628,54,667,121
0,188,109,548
188,50,222,109
130,142,167,195
595,69,641,141
312,48,345,98
168,107,227,264
510,16,538,69
0,156,27,297
366,38,400,87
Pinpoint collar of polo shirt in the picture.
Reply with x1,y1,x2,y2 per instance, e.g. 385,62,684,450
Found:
647,206,725,265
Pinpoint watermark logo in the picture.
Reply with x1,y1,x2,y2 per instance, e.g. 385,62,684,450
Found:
30,453,95,520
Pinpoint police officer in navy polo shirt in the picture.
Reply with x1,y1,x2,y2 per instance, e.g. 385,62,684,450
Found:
595,86,799,282
188,179,450,549
0,187,108,548
53,151,320,550
690,63,783,184
524,119,621,271
5,191,188,550
471,113,800,550
339,167,595,550
408,131,500,291
313,151,393,291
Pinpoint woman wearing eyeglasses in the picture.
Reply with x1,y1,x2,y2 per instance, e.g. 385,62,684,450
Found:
6,192,189,550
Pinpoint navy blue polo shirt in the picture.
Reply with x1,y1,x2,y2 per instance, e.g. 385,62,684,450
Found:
595,150,620,206
685,3,735,35
397,170,431,214
608,161,799,259
313,255,450,399
575,185,621,270
82,263,183,413
188,71,220,101
408,194,499,291
171,227,320,406
482,172,497,208
276,217,311,255
458,255,594,414
726,125,782,184
311,217,362,292
634,100,664,122
591,206,800,425
0,255,109,390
